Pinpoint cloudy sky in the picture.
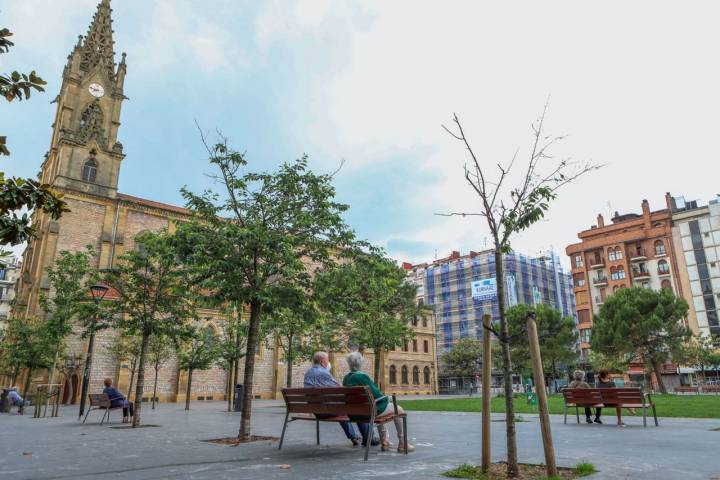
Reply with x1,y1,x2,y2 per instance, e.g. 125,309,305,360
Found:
5,0,720,267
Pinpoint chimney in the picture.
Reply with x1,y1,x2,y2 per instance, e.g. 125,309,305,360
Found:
597,214,605,228
642,199,651,228
665,192,676,211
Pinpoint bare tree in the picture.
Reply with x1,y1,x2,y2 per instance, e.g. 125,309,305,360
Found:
440,101,599,477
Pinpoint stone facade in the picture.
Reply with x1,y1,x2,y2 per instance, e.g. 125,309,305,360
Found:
8,0,438,403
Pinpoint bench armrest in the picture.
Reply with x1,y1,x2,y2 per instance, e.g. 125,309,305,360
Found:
374,395,389,405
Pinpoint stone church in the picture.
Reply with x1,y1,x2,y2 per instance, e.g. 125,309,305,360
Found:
12,0,438,404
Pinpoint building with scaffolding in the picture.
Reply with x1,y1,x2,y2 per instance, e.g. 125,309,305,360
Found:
405,250,577,358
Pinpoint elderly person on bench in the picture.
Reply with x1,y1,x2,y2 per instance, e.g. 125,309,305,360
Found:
569,369,600,424
103,378,134,423
342,351,414,453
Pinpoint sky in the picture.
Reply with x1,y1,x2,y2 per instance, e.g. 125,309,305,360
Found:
4,0,720,268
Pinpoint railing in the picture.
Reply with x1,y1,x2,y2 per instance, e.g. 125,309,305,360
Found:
593,276,608,285
630,248,646,259
658,268,671,275
633,271,650,278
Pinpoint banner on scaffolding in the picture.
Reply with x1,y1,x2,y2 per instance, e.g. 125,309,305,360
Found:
471,277,496,300
506,275,518,306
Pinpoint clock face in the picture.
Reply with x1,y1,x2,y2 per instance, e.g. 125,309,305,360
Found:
88,83,105,98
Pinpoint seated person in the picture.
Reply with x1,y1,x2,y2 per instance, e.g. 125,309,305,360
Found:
342,351,415,453
596,369,631,427
304,351,374,446
102,378,134,423
569,370,600,424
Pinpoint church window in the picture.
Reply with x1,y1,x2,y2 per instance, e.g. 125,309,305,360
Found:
423,366,431,384
82,158,97,183
389,365,397,384
412,366,420,385
401,366,409,384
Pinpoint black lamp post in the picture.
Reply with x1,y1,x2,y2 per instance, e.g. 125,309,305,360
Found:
78,283,109,420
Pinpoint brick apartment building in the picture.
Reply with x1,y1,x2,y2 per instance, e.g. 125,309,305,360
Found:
566,195,683,360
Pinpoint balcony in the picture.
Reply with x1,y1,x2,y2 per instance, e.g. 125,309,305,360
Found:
593,276,608,286
589,258,605,269
658,268,671,277
630,248,647,261
632,270,651,281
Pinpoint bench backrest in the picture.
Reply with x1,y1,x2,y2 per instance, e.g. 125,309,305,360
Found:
88,393,111,408
596,387,644,405
281,387,375,417
562,388,603,405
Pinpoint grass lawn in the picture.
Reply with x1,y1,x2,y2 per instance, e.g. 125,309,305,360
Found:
398,394,720,419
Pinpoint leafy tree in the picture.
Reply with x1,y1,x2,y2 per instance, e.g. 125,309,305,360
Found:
591,286,690,393
39,246,101,389
174,134,353,440
441,337,483,377
441,103,598,476
103,231,196,426
0,26,67,246
678,335,720,383
215,311,248,412
315,249,419,386
177,325,219,411
507,304,577,388
1,316,56,399
147,334,173,409
264,287,320,388
106,334,143,398
585,350,630,374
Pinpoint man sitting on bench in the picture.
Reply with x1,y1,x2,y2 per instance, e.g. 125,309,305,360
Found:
304,351,376,446
103,378,134,423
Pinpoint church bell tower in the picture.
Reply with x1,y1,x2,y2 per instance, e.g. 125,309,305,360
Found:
40,0,126,198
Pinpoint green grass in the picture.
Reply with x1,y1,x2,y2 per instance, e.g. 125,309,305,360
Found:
442,462,597,479
399,394,720,419
574,462,597,477
443,463,486,479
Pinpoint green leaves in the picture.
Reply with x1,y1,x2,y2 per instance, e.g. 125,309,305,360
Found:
1,69,46,102
0,176,68,244
441,337,483,377
177,326,220,372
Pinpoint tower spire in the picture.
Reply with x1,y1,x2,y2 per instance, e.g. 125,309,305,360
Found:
79,0,116,80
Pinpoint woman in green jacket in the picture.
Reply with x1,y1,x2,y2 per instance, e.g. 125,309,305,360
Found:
342,351,415,452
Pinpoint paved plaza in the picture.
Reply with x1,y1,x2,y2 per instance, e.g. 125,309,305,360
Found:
1,399,719,480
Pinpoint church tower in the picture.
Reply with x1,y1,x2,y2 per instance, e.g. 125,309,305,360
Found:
40,0,126,198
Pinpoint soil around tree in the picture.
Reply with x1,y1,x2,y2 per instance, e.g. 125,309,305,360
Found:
444,462,594,479
204,435,278,446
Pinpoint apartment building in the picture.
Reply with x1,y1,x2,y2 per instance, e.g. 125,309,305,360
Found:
0,256,21,326
565,195,682,358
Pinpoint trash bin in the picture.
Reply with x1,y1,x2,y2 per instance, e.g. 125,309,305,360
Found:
233,384,244,412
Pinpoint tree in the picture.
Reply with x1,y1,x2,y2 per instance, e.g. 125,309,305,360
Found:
0,26,67,246
585,350,630,374
174,133,354,440
103,231,196,427
39,246,101,391
507,304,577,389
1,316,56,399
177,325,219,410
441,337,483,378
678,335,720,383
265,287,320,388
314,249,419,385
106,334,143,398
147,334,173,409
441,103,598,476
215,311,248,412
592,286,690,394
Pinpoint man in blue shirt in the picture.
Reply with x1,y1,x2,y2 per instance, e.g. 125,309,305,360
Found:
304,352,375,446
103,378,134,423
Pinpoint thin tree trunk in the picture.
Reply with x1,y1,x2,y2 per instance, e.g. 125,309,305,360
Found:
227,360,234,412
495,247,519,477
131,335,150,428
185,369,193,411
152,366,159,410
11,365,20,385
652,359,667,394
285,339,293,388
45,348,60,413
127,358,137,398
22,368,33,399
238,300,262,440
373,348,382,385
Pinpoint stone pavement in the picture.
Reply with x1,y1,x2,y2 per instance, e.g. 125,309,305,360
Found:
1,400,719,479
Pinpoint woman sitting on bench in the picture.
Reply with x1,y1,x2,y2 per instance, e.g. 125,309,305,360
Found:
103,378,134,423
342,352,414,453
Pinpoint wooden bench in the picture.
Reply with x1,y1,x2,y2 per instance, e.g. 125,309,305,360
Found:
701,385,720,394
82,393,124,425
674,386,699,394
279,387,408,461
562,388,658,427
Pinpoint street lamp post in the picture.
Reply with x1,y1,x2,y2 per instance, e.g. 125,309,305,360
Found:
77,283,109,420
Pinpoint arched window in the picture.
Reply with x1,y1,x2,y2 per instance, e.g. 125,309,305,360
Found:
654,240,666,256
611,266,625,280
401,366,409,384
389,365,397,385
658,259,670,274
82,158,97,183
615,247,623,260
661,279,672,291
608,247,616,262
412,366,420,385
423,366,431,384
